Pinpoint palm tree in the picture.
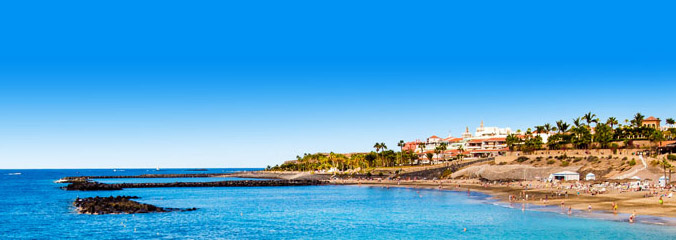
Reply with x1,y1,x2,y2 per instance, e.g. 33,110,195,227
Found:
439,142,448,163
573,117,583,128
556,120,569,133
373,143,383,166
457,146,465,161
373,142,382,153
606,117,618,129
544,123,552,133
380,142,388,166
667,118,675,128
433,147,441,165
397,140,405,166
633,112,645,128
535,125,546,134
417,142,426,165
506,134,521,151
583,112,596,126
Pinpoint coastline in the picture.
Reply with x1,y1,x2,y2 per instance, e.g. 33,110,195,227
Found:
329,178,676,226
57,170,676,226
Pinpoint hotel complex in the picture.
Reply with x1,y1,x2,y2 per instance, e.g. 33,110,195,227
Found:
403,121,515,164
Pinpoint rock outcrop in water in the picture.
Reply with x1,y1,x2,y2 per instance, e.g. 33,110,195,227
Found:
73,196,197,214
64,179,325,191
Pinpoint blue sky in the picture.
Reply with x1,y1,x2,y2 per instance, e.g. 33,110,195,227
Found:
1,1,675,168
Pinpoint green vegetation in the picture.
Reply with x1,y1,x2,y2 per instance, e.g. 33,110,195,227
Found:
509,112,675,153
628,159,637,166
269,112,675,172
515,156,529,163
267,149,420,171
668,154,676,161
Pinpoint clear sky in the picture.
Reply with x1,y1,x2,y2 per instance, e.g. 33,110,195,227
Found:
1,1,675,169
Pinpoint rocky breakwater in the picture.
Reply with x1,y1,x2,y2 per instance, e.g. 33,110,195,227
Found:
73,196,197,214
58,173,227,182
64,179,325,191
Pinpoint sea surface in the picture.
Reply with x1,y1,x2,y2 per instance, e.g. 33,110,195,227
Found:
1,169,675,239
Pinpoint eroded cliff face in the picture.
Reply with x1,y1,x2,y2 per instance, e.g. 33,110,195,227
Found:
451,164,582,181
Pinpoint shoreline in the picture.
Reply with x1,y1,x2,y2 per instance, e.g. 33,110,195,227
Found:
56,170,676,226
330,179,676,226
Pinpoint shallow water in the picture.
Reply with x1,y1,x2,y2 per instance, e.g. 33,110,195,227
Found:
1,169,675,239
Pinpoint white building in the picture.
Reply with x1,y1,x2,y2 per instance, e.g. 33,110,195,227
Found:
474,121,512,138
585,173,596,181
549,171,580,181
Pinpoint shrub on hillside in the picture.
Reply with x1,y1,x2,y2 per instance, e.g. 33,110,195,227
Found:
650,160,659,166
516,156,529,163
622,157,628,161
560,160,570,167
547,160,556,165
668,154,676,161
628,159,637,166
587,156,599,163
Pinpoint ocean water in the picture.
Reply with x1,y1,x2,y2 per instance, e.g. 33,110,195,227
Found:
1,169,675,239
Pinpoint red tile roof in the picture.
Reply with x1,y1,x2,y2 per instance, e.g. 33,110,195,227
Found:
645,116,659,121
429,135,440,139
443,137,463,142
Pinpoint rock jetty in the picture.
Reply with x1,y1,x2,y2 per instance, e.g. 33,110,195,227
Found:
73,196,197,214
64,179,325,191
59,173,227,182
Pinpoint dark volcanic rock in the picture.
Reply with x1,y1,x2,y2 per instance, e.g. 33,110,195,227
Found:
61,173,226,180
73,196,197,214
64,179,325,191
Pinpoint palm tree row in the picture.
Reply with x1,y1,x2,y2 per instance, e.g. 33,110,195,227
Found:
507,112,676,152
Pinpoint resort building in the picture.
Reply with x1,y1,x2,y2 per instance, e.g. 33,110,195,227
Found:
642,116,661,129
473,121,512,138
407,121,514,162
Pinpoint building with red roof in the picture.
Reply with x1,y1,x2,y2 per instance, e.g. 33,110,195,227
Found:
643,116,661,129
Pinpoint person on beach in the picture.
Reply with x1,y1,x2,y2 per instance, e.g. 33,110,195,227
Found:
629,211,636,223
568,206,572,215
612,202,618,214
659,196,664,205
588,204,592,212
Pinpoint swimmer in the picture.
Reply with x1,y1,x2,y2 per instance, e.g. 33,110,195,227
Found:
587,204,592,212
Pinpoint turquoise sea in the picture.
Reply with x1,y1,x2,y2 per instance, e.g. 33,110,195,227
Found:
1,169,675,239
